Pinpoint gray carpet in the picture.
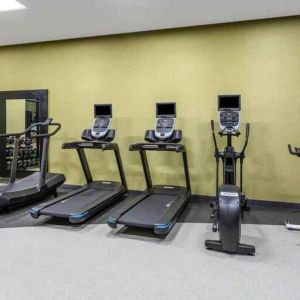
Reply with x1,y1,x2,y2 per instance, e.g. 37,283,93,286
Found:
0,223,299,300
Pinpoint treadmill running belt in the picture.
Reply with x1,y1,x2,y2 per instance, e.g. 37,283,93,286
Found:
40,189,111,216
118,194,179,227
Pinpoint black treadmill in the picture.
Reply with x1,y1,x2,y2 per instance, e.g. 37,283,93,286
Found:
0,119,65,210
107,102,191,235
30,104,127,224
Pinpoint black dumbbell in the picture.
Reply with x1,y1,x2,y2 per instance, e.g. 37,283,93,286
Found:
7,147,14,157
24,138,32,146
6,136,15,144
6,161,12,170
32,149,38,157
20,137,25,145
17,160,23,168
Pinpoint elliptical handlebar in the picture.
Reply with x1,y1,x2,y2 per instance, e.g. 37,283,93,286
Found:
212,120,250,157
288,144,300,156
246,123,250,139
211,120,219,155
240,123,250,155
211,119,215,131
288,144,294,155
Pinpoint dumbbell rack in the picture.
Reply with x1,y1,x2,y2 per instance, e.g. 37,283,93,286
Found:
5,135,40,171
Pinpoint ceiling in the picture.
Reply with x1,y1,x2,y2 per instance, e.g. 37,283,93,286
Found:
0,0,300,46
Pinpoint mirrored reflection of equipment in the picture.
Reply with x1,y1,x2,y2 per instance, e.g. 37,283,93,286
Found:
107,102,191,235
30,104,127,224
0,119,65,210
285,145,300,230
3,98,41,176
205,95,255,255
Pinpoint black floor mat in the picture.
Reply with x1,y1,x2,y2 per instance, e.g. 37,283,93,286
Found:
0,185,299,228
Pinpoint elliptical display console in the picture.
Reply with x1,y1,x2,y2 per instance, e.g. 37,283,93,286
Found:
218,95,240,134
205,95,255,255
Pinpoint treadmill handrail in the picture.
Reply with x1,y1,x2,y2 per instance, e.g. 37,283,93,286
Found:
62,140,127,189
0,118,61,138
62,141,119,151
129,143,191,192
129,143,186,152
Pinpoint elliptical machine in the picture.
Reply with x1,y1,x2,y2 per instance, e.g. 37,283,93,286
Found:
205,95,255,255
285,145,300,230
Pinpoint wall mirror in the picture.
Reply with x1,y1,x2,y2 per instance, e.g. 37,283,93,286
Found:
0,90,48,179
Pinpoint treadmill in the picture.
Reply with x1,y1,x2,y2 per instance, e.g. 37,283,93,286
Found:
107,102,191,235
0,119,65,210
30,104,127,224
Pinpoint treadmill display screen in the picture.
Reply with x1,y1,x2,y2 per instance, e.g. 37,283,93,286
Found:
156,102,176,117
218,95,241,111
94,104,112,118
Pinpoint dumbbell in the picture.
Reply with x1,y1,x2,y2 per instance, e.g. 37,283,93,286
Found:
20,137,25,145
6,147,14,157
6,136,15,144
17,160,23,168
24,160,30,168
19,146,25,154
26,160,32,168
24,138,32,146
6,161,12,170
27,148,34,156
32,148,38,157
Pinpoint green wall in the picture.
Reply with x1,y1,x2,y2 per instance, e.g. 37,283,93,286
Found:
1,17,300,202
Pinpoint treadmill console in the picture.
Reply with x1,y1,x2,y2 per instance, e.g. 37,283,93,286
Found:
218,95,240,134
91,104,112,139
155,102,176,140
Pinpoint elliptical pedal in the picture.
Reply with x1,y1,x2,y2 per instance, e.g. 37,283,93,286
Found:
241,193,250,211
